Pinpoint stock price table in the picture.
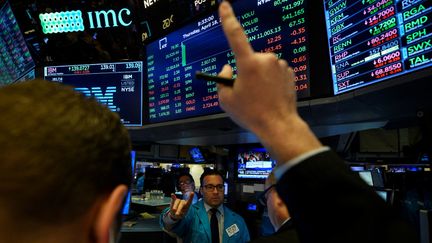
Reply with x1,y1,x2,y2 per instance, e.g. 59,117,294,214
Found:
325,0,432,94
44,62,143,126
146,0,310,123
0,2,35,85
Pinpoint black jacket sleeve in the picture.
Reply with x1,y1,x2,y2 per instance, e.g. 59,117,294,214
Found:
276,150,418,243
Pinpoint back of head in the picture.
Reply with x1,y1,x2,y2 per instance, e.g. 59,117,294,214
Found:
0,80,132,231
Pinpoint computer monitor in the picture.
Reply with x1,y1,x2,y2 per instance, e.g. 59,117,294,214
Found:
0,1,35,86
44,61,143,126
146,0,311,123
323,1,432,95
237,147,276,180
189,147,205,163
358,169,385,187
350,165,366,172
122,150,136,215
358,171,374,186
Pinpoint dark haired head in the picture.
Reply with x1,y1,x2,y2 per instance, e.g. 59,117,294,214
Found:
0,80,132,231
199,169,224,186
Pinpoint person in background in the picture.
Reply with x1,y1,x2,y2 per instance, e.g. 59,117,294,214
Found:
216,1,417,242
177,172,198,204
0,79,131,243
252,171,299,242
160,169,250,242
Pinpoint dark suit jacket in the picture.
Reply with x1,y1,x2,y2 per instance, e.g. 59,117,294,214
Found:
276,150,418,243
251,219,300,243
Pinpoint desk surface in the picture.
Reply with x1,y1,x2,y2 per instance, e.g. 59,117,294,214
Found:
121,217,162,233
132,196,171,207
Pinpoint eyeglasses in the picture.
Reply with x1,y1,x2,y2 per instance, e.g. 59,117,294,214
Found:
257,184,276,207
203,184,225,191
179,180,192,186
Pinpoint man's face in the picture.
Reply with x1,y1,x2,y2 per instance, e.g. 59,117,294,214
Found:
178,175,195,194
200,175,224,208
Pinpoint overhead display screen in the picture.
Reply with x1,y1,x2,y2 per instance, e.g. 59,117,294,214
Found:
0,1,35,86
324,0,432,95
44,61,143,126
146,0,310,123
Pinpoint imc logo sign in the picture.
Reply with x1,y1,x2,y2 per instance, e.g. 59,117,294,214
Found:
39,8,132,34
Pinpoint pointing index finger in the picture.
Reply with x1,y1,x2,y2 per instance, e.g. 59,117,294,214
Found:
219,1,254,63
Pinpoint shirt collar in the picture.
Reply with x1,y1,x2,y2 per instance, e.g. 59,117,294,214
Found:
204,202,224,216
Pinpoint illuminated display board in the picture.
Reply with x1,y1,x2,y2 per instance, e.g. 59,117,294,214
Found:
324,0,432,95
44,61,143,126
0,1,35,86
146,0,310,123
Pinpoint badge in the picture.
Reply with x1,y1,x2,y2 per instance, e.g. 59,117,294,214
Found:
225,224,239,237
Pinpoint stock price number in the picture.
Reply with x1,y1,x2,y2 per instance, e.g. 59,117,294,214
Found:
295,83,308,91
126,62,142,70
100,64,115,71
293,45,307,54
267,34,282,45
373,51,401,68
261,44,283,53
281,0,304,11
371,62,402,79
291,36,306,45
282,8,305,21
293,64,307,72
69,65,90,72
287,17,305,27
295,74,307,82
291,55,307,64
202,101,219,109
290,26,305,36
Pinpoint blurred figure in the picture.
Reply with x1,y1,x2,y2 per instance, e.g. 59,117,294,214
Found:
177,172,198,204
252,171,299,242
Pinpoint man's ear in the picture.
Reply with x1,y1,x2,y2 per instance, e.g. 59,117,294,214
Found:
92,185,128,243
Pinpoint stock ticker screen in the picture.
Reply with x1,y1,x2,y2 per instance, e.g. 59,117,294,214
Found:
0,1,35,86
146,0,310,123
44,61,143,126
324,0,432,95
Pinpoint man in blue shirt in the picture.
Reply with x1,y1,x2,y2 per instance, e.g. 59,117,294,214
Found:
160,170,250,243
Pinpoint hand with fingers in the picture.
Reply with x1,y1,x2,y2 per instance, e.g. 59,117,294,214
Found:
217,1,322,165
168,192,195,221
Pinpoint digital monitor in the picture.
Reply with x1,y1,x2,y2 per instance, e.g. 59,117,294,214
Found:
350,165,365,171
189,147,205,163
358,171,374,186
237,147,276,180
247,203,258,211
323,0,432,95
44,61,143,126
0,1,35,86
146,0,310,122
224,181,228,196
375,190,388,201
122,150,136,215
